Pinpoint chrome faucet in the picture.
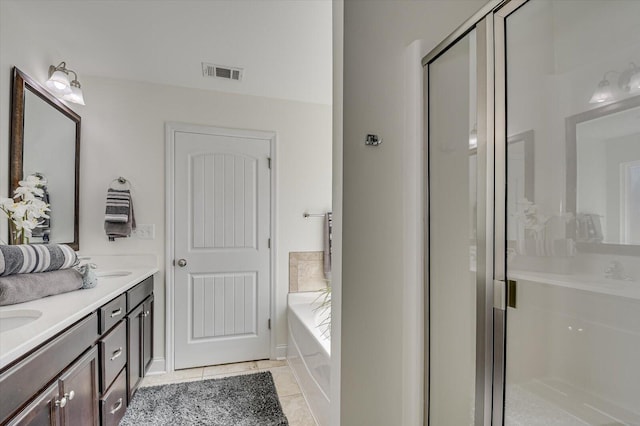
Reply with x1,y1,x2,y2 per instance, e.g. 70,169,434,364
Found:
604,261,633,281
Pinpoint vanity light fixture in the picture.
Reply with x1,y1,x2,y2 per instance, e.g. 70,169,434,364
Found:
589,71,616,104
45,62,85,105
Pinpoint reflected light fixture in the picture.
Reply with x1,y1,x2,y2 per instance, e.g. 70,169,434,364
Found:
627,63,640,93
45,61,85,105
589,71,616,104
469,123,478,149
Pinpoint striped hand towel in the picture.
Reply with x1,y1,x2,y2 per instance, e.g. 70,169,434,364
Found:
0,244,78,276
104,189,136,241
105,189,132,223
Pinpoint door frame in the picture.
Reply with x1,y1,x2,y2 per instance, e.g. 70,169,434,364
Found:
164,122,277,372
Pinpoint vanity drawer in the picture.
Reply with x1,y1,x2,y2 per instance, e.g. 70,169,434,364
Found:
99,294,126,334
126,276,153,312
100,367,127,426
99,321,127,393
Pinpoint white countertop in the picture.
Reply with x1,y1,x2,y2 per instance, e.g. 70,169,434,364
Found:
0,255,159,369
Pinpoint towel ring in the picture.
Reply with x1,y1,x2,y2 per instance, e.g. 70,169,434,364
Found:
109,176,131,190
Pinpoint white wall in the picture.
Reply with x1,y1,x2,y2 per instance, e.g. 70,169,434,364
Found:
1,4,332,363
341,0,485,424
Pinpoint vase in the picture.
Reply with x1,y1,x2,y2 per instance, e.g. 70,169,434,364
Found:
9,223,28,245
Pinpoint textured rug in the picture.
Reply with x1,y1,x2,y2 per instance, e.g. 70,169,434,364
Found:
119,371,289,426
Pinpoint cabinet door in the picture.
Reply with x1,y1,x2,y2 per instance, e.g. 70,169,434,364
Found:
126,303,143,399
59,347,99,426
6,382,60,426
142,295,154,374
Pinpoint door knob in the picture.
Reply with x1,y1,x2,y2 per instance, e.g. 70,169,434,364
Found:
177,259,187,267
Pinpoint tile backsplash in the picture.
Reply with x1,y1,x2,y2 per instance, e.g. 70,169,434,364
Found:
289,251,328,292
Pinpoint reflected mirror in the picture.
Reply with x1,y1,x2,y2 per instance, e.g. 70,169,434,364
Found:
567,95,640,254
10,67,80,250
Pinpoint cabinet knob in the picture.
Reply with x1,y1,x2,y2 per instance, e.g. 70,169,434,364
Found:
55,396,67,408
176,259,187,267
65,390,75,401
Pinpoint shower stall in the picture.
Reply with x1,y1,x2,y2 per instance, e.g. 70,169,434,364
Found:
425,0,640,424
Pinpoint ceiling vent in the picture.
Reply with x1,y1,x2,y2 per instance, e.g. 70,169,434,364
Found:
202,63,243,81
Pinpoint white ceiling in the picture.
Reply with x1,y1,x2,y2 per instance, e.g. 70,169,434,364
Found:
3,0,333,105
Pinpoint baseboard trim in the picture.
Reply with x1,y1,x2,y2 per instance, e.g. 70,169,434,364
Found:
146,357,167,375
275,344,288,360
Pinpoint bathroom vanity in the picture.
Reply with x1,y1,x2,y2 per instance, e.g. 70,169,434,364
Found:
0,256,158,425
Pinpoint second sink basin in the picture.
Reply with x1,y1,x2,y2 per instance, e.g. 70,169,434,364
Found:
95,271,132,278
0,309,42,333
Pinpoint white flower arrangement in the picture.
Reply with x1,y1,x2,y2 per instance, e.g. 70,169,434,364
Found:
0,175,50,244
513,198,549,240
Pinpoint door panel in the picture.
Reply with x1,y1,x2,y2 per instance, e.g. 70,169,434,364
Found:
502,1,640,424
428,28,477,425
173,129,271,369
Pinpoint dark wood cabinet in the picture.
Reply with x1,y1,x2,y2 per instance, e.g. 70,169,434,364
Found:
127,293,154,400
1,276,154,426
6,347,99,426
5,382,60,426
59,347,99,426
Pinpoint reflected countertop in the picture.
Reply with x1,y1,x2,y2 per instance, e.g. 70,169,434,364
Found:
508,270,640,300
0,254,159,369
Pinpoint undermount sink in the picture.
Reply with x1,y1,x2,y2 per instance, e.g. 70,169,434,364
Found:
95,270,132,278
0,309,42,333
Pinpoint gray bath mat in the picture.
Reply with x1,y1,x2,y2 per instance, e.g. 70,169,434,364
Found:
119,371,288,426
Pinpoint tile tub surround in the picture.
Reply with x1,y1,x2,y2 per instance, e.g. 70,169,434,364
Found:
289,251,328,292
140,360,317,426
0,254,158,368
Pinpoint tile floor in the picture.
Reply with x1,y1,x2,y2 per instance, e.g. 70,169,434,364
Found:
140,359,317,426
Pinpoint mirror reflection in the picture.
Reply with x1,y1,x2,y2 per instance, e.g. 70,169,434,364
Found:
568,96,640,250
22,88,77,243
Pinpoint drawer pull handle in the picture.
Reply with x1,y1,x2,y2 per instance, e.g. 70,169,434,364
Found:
55,396,67,408
110,347,123,361
110,308,122,318
65,390,75,401
110,398,123,414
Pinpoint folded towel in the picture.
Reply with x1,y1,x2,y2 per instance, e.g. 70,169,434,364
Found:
0,244,78,277
105,189,131,223
323,212,333,280
104,189,136,241
0,268,83,306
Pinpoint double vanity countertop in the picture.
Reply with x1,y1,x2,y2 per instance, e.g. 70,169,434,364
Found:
0,254,159,369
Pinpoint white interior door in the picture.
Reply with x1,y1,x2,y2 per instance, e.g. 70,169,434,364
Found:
172,126,271,370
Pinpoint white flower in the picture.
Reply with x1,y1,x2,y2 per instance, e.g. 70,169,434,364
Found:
0,176,50,241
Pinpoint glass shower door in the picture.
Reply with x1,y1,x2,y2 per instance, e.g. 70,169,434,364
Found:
428,28,478,425
501,1,640,424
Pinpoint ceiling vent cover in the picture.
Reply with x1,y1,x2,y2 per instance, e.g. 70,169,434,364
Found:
202,63,243,81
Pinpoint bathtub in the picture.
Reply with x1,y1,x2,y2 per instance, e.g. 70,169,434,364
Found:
287,291,331,426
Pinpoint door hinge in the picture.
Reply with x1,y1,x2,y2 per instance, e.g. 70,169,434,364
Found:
268,157,272,169
268,238,271,248
268,319,271,330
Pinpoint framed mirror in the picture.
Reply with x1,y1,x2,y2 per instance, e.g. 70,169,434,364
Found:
566,95,640,255
10,67,80,250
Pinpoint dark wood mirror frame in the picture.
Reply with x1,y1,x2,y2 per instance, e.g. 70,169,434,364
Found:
10,67,80,250
566,95,640,256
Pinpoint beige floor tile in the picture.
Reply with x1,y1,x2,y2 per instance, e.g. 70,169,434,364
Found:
140,369,203,387
202,361,257,377
269,365,301,397
280,394,318,426
256,359,288,369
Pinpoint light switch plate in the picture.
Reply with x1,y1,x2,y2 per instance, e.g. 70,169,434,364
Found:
134,224,155,240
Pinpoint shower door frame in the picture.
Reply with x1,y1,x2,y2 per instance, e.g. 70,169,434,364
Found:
422,0,527,424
